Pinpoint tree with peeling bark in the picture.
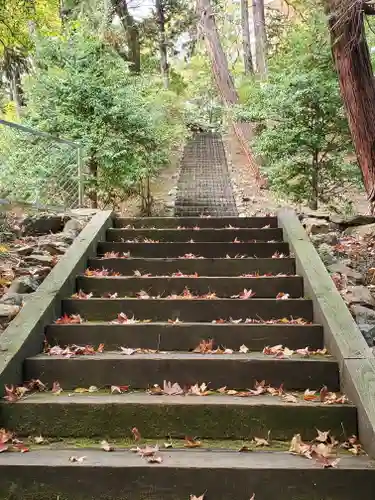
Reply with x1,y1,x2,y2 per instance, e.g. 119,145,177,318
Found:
155,0,169,88
326,0,375,208
241,0,254,74
111,0,140,73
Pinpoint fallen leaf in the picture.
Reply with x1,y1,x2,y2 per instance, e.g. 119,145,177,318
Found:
120,347,137,355
239,344,249,353
88,385,99,393
184,436,202,448
52,381,63,394
190,494,205,500
276,292,290,300
132,427,141,441
162,380,184,395
253,437,269,447
315,429,330,443
303,389,317,401
137,445,159,457
101,440,114,452
55,314,84,324
69,455,86,463
146,455,163,463
289,434,312,459
34,435,45,444
110,385,129,394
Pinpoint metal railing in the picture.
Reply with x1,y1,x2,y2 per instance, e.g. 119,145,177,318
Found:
0,119,84,209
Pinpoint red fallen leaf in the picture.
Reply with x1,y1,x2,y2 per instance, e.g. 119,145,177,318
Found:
71,290,93,299
0,429,13,445
178,253,204,259
110,385,129,394
52,381,63,394
276,292,290,300
193,339,214,353
55,314,84,325
3,385,24,402
97,343,105,353
111,313,139,324
132,427,141,441
184,436,202,448
13,443,29,453
303,389,317,401
212,318,226,324
0,443,9,453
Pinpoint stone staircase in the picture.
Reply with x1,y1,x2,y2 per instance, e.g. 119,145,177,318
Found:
1,215,375,499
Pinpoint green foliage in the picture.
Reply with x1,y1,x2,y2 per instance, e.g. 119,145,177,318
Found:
0,27,186,207
238,13,360,208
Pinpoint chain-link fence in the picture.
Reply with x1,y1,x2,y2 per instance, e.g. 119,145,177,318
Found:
0,119,83,210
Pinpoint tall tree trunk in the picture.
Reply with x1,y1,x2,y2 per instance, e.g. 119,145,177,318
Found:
252,0,267,75
327,0,375,204
155,0,169,88
240,0,254,75
112,0,141,73
196,0,238,104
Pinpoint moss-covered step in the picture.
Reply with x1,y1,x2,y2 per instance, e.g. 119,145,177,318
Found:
45,322,324,352
61,297,313,322
76,275,304,298
114,216,279,228
24,352,339,390
0,393,357,440
87,256,296,276
97,241,290,258
0,448,374,500
106,228,284,243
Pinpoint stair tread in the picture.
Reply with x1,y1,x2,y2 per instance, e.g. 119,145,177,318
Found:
0,448,372,469
29,351,336,362
13,392,353,407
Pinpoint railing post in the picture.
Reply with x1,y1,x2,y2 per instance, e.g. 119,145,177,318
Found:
77,147,84,208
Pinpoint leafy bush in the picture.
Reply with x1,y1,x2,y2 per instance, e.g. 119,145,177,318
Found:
238,14,360,209
0,27,186,209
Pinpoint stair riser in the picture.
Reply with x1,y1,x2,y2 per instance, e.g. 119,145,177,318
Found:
24,357,340,390
1,402,356,440
45,324,324,351
107,228,283,243
76,276,304,298
97,241,290,258
1,463,373,500
87,257,296,276
62,298,314,322
114,216,278,228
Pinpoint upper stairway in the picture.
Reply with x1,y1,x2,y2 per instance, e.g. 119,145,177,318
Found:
0,214,374,500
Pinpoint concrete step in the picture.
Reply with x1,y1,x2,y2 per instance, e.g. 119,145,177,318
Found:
62,298,314,322
97,241,290,258
0,393,356,440
106,228,283,243
1,448,373,500
87,257,296,276
114,217,278,228
24,352,339,390
45,322,324,352
76,275,304,298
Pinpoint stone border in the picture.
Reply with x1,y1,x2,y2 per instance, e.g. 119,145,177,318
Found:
0,210,113,396
278,208,375,456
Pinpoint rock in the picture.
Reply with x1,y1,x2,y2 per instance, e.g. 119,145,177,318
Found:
351,304,375,323
63,218,83,235
39,242,67,255
23,254,55,266
300,209,331,220
0,292,31,306
21,214,70,236
357,323,375,346
8,276,39,294
303,218,330,235
317,243,337,265
342,285,375,308
327,263,363,285
0,304,20,319
15,245,34,256
310,232,339,246
330,214,375,227
344,223,375,238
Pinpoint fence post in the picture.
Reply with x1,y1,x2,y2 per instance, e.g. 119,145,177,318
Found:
77,147,84,208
